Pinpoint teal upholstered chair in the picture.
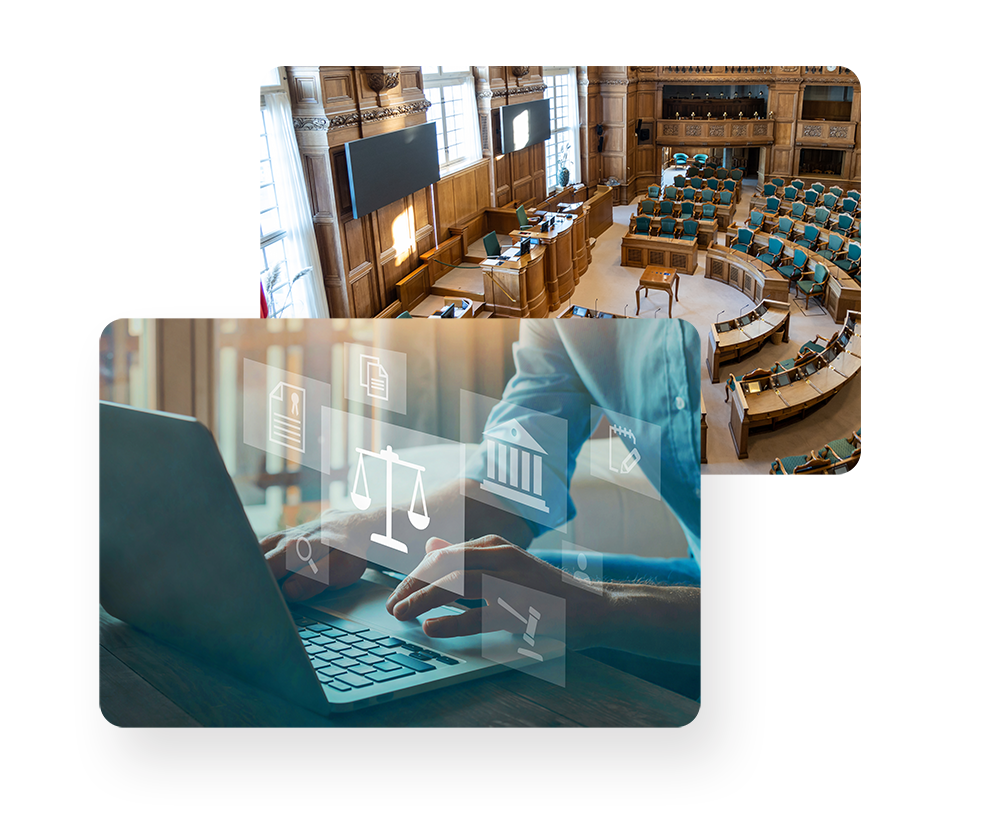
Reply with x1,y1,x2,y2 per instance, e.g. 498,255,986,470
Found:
683,187,696,201
835,242,862,275
706,177,719,190
794,264,829,310
731,227,755,253
647,184,660,199
747,210,765,232
700,188,714,203
701,203,717,221
791,179,805,191
801,224,821,250
822,192,838,210
718,168,730,179
731,169,743,181
762,183,777,198
396,311,414,318
679,200,695,219
679,219,699,241
799,335,828,356
693,153,709,164
829,186,843,198
827,437,860,462
515,205,532,230
846,189,861,202
791,202,807,221
722,179,736,193
718,190,733,206
662,185,678,201
835,213,856,236
772,177,785,188
771,454,811,475
842,198,859,215
762,196,781,217
777,247,808,281
784,186,798,201
817,233,846,261
803,189,819,207
633,214,652,235
690,176,703,189
811,182,825,194
756,236,785,266
674,174,686,187
657,199,674,217
639,199,656,216
657,217,677,238
483,230,502,258
773,215,795,240
814,206,831,228
673,153,689,166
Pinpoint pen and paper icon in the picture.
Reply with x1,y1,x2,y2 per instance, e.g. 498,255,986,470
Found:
268,381,305,452
360,354,389,402
609,423,641,475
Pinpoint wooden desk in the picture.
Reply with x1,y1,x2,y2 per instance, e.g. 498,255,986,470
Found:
636,266,679,317
511,214,578,311
621,232,697,274
728,312,861,458
704,243,789,305
583,184,614,238
100,605,698,727
481,244,548,318
707,299,791,383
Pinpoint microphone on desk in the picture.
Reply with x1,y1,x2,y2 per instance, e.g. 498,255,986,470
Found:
736,302,750,329
716,308,726,324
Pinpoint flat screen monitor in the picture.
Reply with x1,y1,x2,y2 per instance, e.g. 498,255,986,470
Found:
717,321,733,332
344,122,440,219
499,98,551,154
738,315,753,327
802,359,820,376
838,331,851,348
774,371,792,388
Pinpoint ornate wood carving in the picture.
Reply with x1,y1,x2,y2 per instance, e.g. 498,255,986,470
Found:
366,72,400,106
803,125,823,137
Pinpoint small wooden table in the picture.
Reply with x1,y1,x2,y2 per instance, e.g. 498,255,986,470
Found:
636,266,679,316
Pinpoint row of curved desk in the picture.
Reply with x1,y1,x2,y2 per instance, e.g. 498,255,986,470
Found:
723,229,861,323
704,243,790,305
728,311,861,458
707,298,791,383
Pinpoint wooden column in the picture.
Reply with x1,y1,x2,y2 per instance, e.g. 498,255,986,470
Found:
597,67,628,204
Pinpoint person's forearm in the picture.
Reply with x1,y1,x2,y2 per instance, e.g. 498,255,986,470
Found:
594,584,700,665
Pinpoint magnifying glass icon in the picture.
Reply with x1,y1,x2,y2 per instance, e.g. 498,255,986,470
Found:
296,538,319,575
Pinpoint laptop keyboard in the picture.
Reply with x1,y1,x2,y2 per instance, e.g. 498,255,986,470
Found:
293,613,461,693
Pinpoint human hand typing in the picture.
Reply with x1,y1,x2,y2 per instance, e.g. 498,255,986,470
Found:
260,516,367,602
384,535,609,648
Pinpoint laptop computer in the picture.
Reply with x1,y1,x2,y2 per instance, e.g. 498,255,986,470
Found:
99,401,560,715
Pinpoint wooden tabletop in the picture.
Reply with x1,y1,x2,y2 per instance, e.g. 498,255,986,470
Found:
100,606,699,727
638,265,678,288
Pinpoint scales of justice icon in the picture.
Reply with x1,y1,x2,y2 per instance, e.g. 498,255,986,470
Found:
350,445,429,553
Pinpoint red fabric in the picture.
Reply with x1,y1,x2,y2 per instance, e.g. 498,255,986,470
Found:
260,282,268,318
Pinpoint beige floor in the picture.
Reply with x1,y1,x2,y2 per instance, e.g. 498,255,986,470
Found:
547,171,861,475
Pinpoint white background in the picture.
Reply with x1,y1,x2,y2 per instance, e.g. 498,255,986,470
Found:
5,5,993,826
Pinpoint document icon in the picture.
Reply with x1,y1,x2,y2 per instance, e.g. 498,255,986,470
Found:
360,354,389,402
269,381,305,452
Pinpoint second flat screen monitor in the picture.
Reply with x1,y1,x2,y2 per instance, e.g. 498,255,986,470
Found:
344,122,441,219
499,98,551,155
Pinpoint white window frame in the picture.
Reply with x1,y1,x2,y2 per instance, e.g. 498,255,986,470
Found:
422,66,482,176
543,67,581,194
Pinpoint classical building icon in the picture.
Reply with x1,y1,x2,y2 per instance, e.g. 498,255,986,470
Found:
480,418,550,513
